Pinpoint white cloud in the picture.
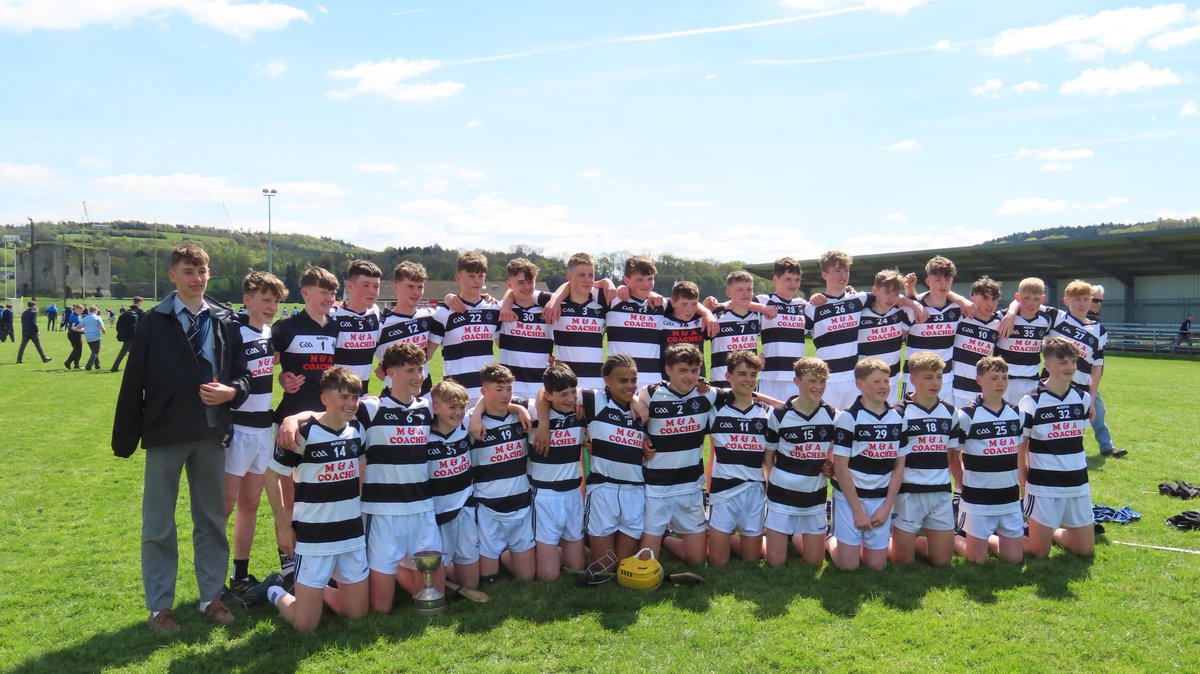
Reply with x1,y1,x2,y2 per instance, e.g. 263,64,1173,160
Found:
257,59,288,77
265,180,348,198
90,172,250,202
1150,22,1200,50
884,212,908,223
578,169,602,179
779,0,930,15
0,162,58,185
79,156,110,168
885,139,922,150
396,198,464,217
465,119,484,128
1066,42,1107,61
326,58,465,102
0,0,311,38
1080,196,1128,210
1181,101,1198,117
316,5,329,14
970,78,1003,98
934,39,953,51
1060,61,1181,96
353,162,397,173
455,168,488,181
841,225,994,255
1012,80,1048,94
394,180,414,189
424,179,449,192
987,5,1189,58
1038,148,1094,161
665,200,715,208
996,197,1067,216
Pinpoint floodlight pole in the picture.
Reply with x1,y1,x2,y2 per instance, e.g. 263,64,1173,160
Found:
28,217,35,301
263,188,277,274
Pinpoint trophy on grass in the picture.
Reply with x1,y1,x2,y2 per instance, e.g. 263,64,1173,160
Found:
412,550,447,616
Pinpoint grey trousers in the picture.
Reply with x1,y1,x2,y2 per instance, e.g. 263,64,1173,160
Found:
142,436,229,611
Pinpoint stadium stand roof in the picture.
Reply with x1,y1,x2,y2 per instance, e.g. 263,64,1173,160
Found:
747,225,1200,297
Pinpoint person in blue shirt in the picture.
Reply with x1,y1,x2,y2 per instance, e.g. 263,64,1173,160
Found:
65,304,85,369
81,305,108,370
46,303,58,331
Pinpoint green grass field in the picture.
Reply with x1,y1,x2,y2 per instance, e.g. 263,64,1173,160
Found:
1,340,1198,672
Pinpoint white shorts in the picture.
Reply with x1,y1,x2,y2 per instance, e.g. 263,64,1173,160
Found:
708,483,766,536
823,379,859,411
832,493,891,550
756,379,797,404
764,507,827,537
224,427,274,477
294,546,369,590
958,509,1025,540
584,482,645,539
365,511,442,574
475,505,535,559
892,491,955,533
644,491,707,536
438,507,480,566
1003,379,1038,407
1023,493,1094,529
533,488,584,545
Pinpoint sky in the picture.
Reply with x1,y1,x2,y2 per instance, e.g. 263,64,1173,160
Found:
1,0,1198,263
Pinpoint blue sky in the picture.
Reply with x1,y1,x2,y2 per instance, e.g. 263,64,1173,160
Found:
1,1,1197,263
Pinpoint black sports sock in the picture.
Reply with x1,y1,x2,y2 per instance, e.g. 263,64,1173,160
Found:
233,558,250,581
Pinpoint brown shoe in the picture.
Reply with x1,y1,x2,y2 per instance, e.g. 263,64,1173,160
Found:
147,608,181,633
199,598,235,625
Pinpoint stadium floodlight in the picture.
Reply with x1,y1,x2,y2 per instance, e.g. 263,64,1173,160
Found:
263,188,277,274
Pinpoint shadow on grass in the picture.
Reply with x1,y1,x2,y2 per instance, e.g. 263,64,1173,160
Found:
12,552,1094,672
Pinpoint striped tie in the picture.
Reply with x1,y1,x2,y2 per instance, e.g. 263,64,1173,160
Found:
183,308,212,380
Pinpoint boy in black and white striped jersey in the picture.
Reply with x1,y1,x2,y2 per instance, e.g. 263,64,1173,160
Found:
528,362,587,581
374,261,434,398
429,252,501,405
225,271,288,594
332,259,382,391
1018,336,1095,558
262,367,369,631
951,356,1025,564
754,257,809,403
497,258,554,399
541,253,609,391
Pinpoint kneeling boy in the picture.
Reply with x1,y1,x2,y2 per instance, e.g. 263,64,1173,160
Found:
529,362,587,580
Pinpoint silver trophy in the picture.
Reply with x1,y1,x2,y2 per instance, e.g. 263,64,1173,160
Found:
412,550,447,616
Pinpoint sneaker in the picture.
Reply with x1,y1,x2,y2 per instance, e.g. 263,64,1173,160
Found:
199,598,235,625
42,356,52,363
242,572,285,607
228,573,261,594
147,608,180,633
1100,448,1129,458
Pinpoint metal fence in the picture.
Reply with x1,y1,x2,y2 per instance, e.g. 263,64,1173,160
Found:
1104,323,1197,354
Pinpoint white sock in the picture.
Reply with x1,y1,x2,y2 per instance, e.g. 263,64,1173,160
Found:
198,600,212,612
267,586,287,607
150,610,161,619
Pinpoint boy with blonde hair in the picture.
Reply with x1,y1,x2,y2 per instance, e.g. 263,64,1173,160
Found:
805,251,869,410
709,271,762,388
904,255,971,401
826,358,907,571
996,277,1053,406
375,261,434,397
764,357,837,566
542,252,609,390
333,259,382,390
426,380,481,590
949,277,1004,409
607,255,668,389
858,269,916,403
891,351,959,567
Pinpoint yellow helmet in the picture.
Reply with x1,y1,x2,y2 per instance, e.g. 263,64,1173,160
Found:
617,548,663,591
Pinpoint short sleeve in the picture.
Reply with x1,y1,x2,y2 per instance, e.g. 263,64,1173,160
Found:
428,306,449,344
765,408,781,449
832,411,855,457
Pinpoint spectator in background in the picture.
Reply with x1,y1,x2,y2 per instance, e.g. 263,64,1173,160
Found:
82,305,107,370
0,304,13,342
1086,284,1127,458
17,300,52,364
112,297,144,372
65,304,84,369
46,303,58,331
1179,314,1194,351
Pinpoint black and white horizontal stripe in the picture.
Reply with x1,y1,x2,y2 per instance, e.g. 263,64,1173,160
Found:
765,402,836,514
857,305,912,377
899,399,958,494
955,400,1023,513
231,320,274,430
707,395,770,495
756,293,808,381
709,310,761,383
498,291,554,398
805,290,868,381
904,295,961,373
1048,309,1106,387
1020,383,1091,498
551,288,607,390
659,310,707,379
831,400,906,499
643,383,716,497
271,313,340,421
426,424,473,525
951,312,1002,397
333,304,381,386
430,299,500,398
375,307,434,395
529,403,584,492
605,296,664,383
268,420,364,555
995,310,1051,380
469,409,531,513
358,396,434,515
581,388,645,486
